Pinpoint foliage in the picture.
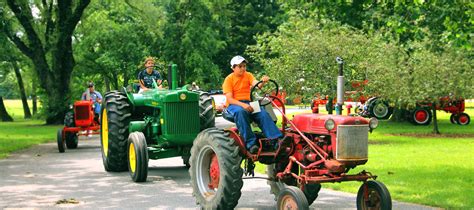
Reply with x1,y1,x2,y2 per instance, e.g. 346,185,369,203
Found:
0,0,91,124
250,10,473,109
74,1,158,92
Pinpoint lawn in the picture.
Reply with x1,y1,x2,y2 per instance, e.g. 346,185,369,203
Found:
254,104,474,209
0,100,62,158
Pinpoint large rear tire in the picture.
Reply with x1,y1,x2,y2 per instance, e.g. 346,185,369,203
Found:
189,128,243,209
356,180,392,210
198,91,215,130
100,91,131,172
410,108,432,125
64,111,75,127
128,132,148,182
368,99,392,119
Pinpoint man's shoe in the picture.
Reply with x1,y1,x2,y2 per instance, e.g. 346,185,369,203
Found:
249,145,259,154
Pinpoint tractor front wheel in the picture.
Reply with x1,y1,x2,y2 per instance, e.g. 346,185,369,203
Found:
100,91,131,172
128,132,148,182
356,180,392,210
277,186,309,210
65,132,78,149
267,164,320,206
57,129,65,153
189,128,243,209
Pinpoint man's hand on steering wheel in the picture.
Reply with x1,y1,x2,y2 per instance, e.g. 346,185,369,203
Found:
251,79,279,106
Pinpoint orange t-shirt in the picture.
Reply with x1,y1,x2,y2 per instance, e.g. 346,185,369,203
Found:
222,72,256,104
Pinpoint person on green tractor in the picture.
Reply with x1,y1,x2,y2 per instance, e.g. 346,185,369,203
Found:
81,82,102,122
223,55,283,154
138,57,162,93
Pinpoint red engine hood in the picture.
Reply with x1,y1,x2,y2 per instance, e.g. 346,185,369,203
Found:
291,114,369,133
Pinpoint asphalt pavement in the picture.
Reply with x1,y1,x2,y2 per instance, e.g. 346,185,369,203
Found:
0,116,438,209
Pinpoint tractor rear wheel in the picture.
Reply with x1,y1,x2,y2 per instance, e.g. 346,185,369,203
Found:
456,113,470,125
410,108,432,125
57,129,65,153
267,164,321,206
277,186,309,210
356,180,392,210
198,91,215,130
100,91,131,172
368,99,392,119
64,111,75,127
189,128,243,209
65,132,78,149
128,132,148,182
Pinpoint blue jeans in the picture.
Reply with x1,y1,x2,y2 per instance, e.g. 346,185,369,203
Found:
227,101,282,149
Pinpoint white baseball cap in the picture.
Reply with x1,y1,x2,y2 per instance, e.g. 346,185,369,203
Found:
230,55,247,67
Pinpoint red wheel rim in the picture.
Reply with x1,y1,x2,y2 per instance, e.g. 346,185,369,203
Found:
208,153,220,189
415,110,428,123
458,115,468,124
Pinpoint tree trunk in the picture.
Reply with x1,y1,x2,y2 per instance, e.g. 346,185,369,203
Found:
0,97,13,122
12,61,32,119
32,80,37,115
104,76,111,92
389,107,409,122
432,102,440,134
4,0,91,124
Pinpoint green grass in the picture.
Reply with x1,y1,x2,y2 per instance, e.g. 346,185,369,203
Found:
255,106,474,209
0,100,61,158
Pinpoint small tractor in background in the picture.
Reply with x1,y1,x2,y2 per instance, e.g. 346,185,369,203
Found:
57,98,101,153
100,64,215,182
189,58,391,209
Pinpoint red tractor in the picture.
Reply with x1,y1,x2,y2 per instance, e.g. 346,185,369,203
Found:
56,100,100,153
189,79,391,209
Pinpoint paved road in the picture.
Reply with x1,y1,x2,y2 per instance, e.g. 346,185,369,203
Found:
0,117,436,209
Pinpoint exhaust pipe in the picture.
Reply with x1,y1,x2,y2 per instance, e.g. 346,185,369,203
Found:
336,57,344,115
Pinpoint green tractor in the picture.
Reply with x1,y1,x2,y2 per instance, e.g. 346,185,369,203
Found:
100,64,215,182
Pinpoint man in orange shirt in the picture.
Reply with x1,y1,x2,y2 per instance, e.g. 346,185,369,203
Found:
223,55,283,154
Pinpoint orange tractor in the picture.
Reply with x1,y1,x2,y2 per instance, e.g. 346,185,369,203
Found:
56,100,100,153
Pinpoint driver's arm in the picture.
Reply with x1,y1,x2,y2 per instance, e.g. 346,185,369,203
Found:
139,79,148,90
252,75,270,89
225,92,253,113
157,79,163,89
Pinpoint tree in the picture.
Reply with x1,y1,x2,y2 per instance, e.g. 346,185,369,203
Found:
0,96,13,122
74,1,157,92
161,0,224,89
1,0,91,124
0,29,31,118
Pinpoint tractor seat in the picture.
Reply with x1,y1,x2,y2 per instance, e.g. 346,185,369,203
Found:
222,109,235,123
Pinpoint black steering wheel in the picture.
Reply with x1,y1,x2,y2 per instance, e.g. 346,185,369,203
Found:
151,65,166,88
250,79,279,106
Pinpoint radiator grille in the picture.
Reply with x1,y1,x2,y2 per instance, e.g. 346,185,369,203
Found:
336,125,368,160
76,105,90,120
164,102,200,134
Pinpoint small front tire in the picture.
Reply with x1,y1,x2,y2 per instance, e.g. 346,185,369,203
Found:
277,186,309,210
128,132,148,182
57,129,65,153
356,180,392,210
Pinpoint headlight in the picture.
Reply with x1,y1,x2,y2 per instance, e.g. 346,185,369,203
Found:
369,117,379,130
324,118,335,130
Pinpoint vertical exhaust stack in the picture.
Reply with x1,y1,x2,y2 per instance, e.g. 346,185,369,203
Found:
336,57,344,115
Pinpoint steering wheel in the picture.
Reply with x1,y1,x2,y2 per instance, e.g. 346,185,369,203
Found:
151,65,166,88
250,79,279,106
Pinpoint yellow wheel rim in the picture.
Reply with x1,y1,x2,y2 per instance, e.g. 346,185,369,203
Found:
101,108,109,157
129,142,136,173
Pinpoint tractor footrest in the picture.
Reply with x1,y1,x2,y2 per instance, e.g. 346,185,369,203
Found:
258,152,277,156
